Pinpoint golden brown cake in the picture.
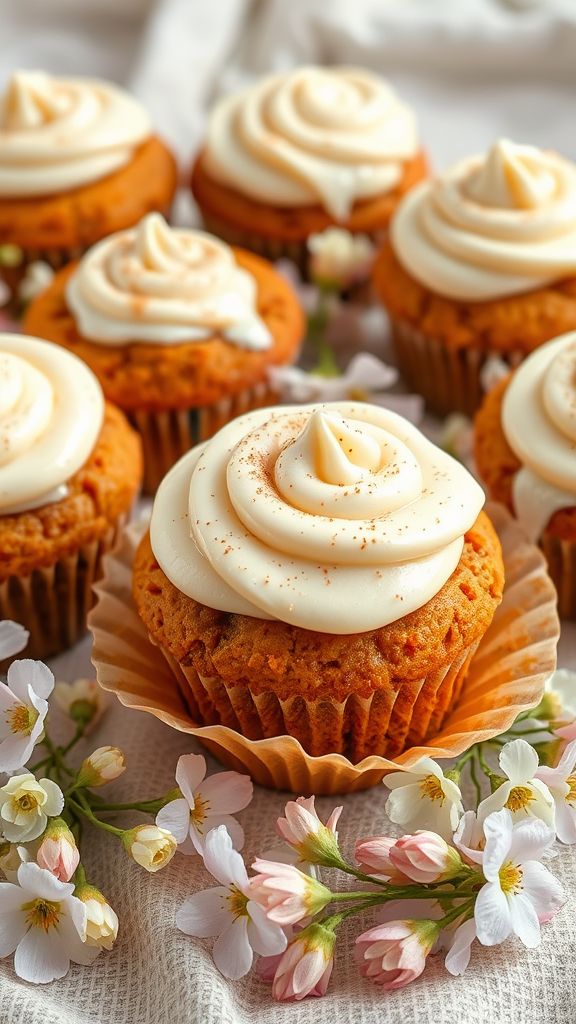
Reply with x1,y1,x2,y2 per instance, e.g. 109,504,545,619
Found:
374,139,576,416
0,334,142,658
133,401,504,761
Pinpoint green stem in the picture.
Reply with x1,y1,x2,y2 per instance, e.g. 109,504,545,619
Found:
468,751,483,805
452,746,478,775
69,794,124,838
42,732,74,781
93,797,168,814
60,726,86,757
438,898,475,929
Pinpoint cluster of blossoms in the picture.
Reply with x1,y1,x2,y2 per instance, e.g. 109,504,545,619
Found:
1,616,574,998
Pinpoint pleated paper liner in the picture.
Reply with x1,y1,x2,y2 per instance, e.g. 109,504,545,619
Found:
540,532,576,620
1,517,125,662
129,381,279,494
89,503,559,795
390,318,525,418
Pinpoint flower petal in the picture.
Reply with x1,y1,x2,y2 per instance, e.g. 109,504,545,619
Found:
508,817,555,864
480,810,512,882
176,887,229,937
0,622,28,661
17,862,74,901
0,908,27,957
508,892,541,948
202,826,248,889
246,901,287,957
14,927,70,984
474,882,511,946
7,660,54,703
38,778,64,818
175,754,206,806
212,917,253,980
204,815,244,852
444,920,477,976
499,739,539,784
521,861,566,922
156,799,191,845
198,772,253,815
553,799,576,846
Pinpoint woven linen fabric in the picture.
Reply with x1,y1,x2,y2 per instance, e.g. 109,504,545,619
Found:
0,632,573,1024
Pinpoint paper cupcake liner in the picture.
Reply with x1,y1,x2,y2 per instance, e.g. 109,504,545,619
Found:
541,532,576,620
129,381,278,494
89,503,559,794
1,518,124,662
390,318,524,417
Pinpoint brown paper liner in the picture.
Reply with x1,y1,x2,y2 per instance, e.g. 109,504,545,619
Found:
129,381,279,494
1,518,124,661
541,532,576,620
89,503,559,794
390,318,524,418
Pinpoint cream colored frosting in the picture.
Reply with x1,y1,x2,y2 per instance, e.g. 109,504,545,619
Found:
150,402,485,634
0,334,104,515
392,139,576,301
0,70,151,197
202,66,418,222
66,214,272,349
502,332,576,541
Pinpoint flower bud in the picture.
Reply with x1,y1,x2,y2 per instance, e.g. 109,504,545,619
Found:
75,883,119,949
308,228,375,289
356,919,440,990
77,746,126,787
355,836,398,880
54,678,106,732
273,922,335,1001
36,817,79,881
122,825,177,873
389,831,463,884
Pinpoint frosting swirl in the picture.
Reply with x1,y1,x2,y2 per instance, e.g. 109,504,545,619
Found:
392,139,576,301
0,334,104,515
502,332,576,540
0,70,151,197
66,214,272,349
150,403,485,633
202,67,418,221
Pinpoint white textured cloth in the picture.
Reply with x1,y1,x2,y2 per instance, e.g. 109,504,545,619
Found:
1,2,576,1021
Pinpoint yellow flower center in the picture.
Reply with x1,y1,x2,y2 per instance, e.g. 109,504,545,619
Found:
6,703,38,736
504,785,534,813
22,898,62,932
190,794,210,835
566,776,576,804
226,885,248,920
420,775,445,804
14,792,40,812
499,861,523,895
348,386,370,402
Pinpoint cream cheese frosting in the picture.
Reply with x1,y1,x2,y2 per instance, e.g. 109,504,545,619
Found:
0,70,151,197
502,332,576,541
66,213,273,349
0,334,104,515
202,66,419,222
150,402,485,634
392,139,576,301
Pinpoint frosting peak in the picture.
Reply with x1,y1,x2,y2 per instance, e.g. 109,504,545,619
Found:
66,214,272,349
392,139,576,301
0,334,104,515
0,70,151,197
150,403,485,633
202,66,419,221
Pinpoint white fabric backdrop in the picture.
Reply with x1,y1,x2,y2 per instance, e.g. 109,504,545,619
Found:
1,1,576,1021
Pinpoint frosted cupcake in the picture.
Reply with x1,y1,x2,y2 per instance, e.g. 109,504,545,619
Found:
0,334,142,658
191,66,427,272
475,331,576,618
24,213,304,492
374,139,576,415
133,402,504,761
0,70,177,312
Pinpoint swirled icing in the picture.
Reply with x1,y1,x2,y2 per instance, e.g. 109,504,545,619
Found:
502,332,576,540
150,402,485,633
202,66,419,221
392,139,576,301
66,214,272,349
0,70,151,197
0,334,104,515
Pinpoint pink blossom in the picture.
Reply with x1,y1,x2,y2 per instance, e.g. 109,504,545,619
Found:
36,819,79,882
272,923,335,1001
250,860,331,925
356,919,439,990
354,836,399,880
389,831,463,884
276,796,342,866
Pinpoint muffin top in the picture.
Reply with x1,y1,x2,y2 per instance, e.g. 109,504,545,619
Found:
201,66,419,221
0,333,103,516
149,402,485,634
391,139,576,301
65,213,274,351
0,70,151,198
499,331,576,540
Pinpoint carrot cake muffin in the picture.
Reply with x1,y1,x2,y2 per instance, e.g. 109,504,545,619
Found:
191,66,427,273
0,70,177,313
475,331,576,619
133,401,504,761
374,139,576,416
24,213,305,492
0,333,142,658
